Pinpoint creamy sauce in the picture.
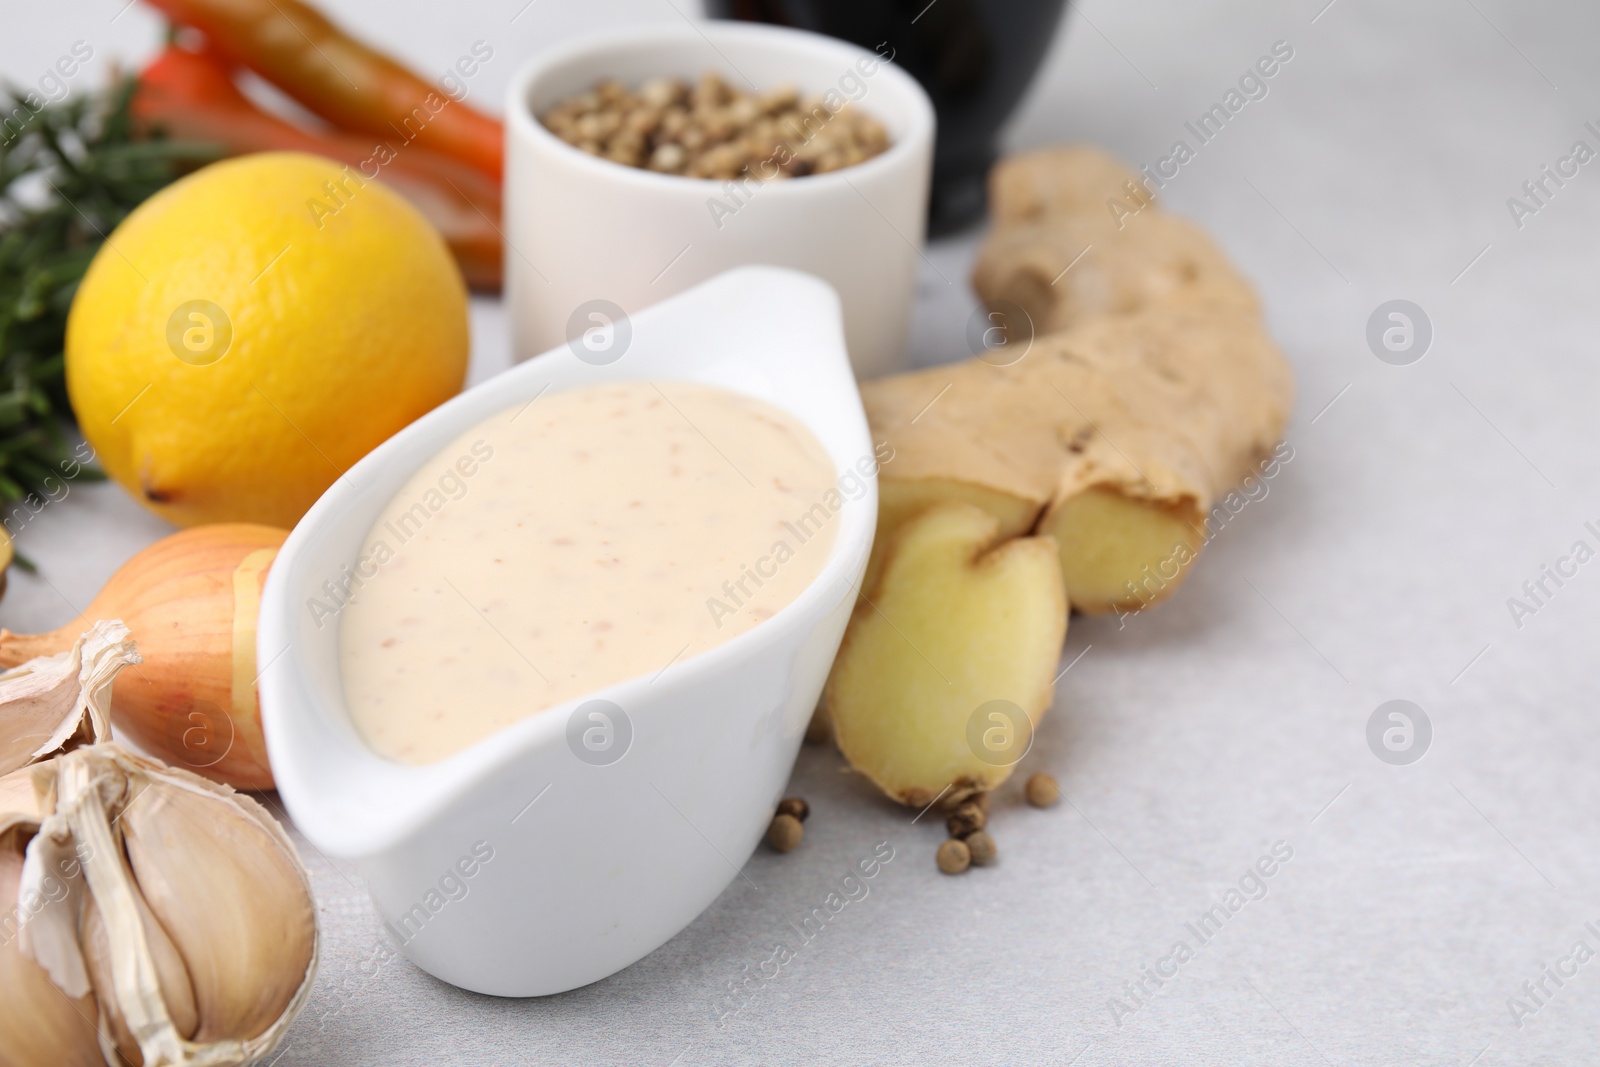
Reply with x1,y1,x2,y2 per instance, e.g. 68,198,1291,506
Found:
339,380,838,764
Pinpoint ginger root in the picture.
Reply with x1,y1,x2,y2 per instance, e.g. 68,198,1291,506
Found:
864,146,1293,613
987,145,1151,226
971,209,1259,335
826,146,1292,810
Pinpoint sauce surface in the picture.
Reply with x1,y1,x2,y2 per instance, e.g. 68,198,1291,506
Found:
339,380,838,764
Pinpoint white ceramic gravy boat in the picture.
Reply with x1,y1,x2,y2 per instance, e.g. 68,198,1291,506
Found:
258,267,875,996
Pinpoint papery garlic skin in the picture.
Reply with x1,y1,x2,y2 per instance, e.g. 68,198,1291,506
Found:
16,811,94,998
0,621,138,777
0,846,105,1067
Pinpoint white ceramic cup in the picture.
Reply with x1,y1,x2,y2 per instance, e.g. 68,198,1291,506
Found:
505,22,934,380
259,268,876,996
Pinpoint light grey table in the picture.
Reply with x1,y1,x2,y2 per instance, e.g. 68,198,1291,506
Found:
8,1,1600,1063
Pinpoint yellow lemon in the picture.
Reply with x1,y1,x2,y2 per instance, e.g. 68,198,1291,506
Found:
66,151,469,528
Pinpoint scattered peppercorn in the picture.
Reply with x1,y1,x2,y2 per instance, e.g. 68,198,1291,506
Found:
766,813,804,852
936,838,971,875
777,796,810,822
965,830,997,867
946,802,986,839
1025,772,1061,809
539,71,890,180
970,791,990,815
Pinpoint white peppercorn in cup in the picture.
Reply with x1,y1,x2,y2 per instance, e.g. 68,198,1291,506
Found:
539,72,891,178
505,23,935,379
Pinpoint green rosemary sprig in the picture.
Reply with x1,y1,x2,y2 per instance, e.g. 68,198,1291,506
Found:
0,77,219,509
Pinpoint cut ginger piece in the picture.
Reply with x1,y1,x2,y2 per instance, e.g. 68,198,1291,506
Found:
865,476,1042,596
1039,487,1205,614
827,502,1067,806
861,302,1293,615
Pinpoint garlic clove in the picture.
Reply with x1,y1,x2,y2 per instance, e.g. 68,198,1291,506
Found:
115,754,317,1045
0,843,105,1067
0,620,139,777
82,882,201,1065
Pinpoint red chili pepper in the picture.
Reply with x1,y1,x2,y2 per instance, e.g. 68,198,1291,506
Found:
140,0,504,181
133,44,503,291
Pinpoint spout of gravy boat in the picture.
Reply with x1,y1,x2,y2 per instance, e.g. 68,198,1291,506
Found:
258,266,875,996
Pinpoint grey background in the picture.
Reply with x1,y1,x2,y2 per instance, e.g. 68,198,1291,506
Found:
8,1,1600,1063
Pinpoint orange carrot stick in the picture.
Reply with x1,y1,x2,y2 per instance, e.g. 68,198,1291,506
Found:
140,0,504,180
133,44,503,291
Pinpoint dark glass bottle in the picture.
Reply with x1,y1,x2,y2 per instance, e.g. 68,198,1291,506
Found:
705,0,1069,234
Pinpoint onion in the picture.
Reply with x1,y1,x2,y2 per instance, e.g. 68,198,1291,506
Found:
0,524,287,789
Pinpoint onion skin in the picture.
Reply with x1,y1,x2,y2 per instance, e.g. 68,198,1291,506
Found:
0,525,287,790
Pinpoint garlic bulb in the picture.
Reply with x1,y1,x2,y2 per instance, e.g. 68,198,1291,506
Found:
0,743,318,1067
0,620,138,777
